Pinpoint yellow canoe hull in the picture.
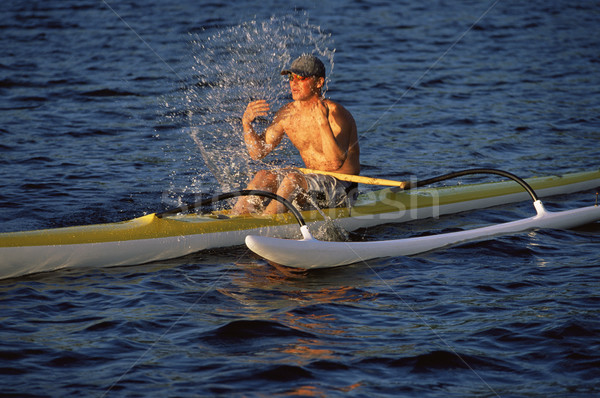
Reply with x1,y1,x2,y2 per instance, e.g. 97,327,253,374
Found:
1,170,598,279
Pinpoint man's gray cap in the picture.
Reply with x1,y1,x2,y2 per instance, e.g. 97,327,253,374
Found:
281,54,326,78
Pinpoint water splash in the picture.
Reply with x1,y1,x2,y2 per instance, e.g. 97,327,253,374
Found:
303,195,350,242
313,217,351,242
181,13,335,193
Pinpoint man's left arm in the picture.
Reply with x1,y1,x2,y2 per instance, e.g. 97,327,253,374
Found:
316,101,355,170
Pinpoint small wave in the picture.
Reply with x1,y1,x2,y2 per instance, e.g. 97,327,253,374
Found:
453,235,539,258
65,129,119,137
542,320,599,339
16,156,54,165
0,78,38,88
254,364,313,381
45,351,92,368
81,88,138,97
359,349,513,373
420,77,446,87
207,363,314,393
473,284,504,293
0,347,46,363
84,319,123,332
472,323,544,346
309,359,351,371
201,319,315,341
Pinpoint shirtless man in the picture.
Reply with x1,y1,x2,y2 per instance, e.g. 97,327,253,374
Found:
233,54,360,215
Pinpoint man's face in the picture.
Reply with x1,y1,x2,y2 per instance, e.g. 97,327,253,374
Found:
288,74,323,101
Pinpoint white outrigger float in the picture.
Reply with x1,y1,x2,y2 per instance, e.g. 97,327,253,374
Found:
1,168,599,279
247,198,600,268
246,168,600,268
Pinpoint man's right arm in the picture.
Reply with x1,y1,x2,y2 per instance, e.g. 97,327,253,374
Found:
242,100,284,160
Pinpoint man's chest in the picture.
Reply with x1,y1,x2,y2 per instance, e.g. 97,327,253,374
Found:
283,117,323,151
283,114,338,153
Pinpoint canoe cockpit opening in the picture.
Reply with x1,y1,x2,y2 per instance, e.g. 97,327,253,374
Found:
157,189,307,226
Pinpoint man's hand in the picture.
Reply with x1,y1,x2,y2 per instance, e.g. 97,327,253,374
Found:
311,99,331,129
241,99,283,160
315,98,329,119
243,100,270,127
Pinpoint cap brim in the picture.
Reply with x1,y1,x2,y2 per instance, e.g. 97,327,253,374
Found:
280,69,313,77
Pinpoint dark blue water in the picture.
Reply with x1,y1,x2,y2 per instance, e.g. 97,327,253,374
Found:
1,0,599,396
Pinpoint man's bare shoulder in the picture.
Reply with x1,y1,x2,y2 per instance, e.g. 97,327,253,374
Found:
324,99,355,123
272,102,295,124
275,102,295,115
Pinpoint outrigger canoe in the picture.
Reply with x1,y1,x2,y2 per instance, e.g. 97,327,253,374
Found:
1,169,599,280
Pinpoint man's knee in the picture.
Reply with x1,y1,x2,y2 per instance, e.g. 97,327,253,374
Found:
248,169,277,188
282,171,307,190
255,169,275,179
275,173,306,198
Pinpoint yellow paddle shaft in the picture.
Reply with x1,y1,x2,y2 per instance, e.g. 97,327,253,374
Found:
297,167,411,189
